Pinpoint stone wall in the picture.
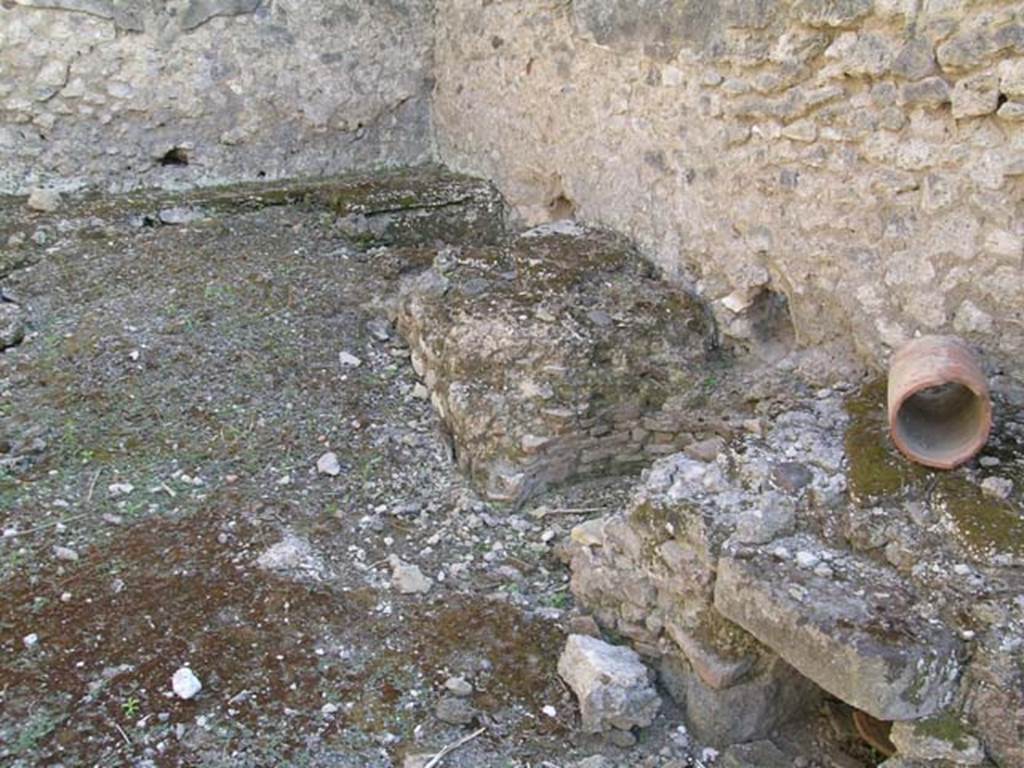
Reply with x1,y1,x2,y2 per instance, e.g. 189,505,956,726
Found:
432,0,1024,383
0,0,434,194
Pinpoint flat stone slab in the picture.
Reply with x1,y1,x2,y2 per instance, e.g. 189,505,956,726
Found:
714,534,963,721
396,222,712,504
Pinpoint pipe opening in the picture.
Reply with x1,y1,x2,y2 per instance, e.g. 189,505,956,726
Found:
894,381,988,467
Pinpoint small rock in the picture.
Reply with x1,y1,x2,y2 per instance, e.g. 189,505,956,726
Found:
557,634,661,733
389,556,432,594
813,563,834,579
434,695,476,725
981,476,1013,500
53,545,79,562
542,704,557,717
685,436,726,462
158,207,203,225
108,482,134,497
256,534,327,580
978,456,1000,467
772,461,814,494
321,703,339,716
444,676,473,696
795,551,819,569
23,633,39,649
316,451,341,477
339,351,363,368
412,383,429,400
742,418,763,436
366,318,392,341
172,667,202,700
951,73,1000,119
0,303,27,350
27,188,61,213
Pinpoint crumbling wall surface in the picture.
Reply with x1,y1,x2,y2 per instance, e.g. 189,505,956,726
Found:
0,0,434,194
433,0,1024,382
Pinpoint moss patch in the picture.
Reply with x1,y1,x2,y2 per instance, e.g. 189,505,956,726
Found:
934,474,1024,559
844,378,930,503
915,713,972,750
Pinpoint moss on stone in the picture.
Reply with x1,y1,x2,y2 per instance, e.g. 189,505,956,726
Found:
843,378,930,502
935,474,1024,559
915,713,972,750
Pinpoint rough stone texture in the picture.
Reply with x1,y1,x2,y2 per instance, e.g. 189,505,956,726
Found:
0,1,434,194
715,535,962,720
890,719,986,765
433,0,1024,383
255,532,329,582
659,652,822,747
557,634,662,734
719,740,792,768
566,385,1024,758
0,304,27,350
396,222,712,504
565,432,834,745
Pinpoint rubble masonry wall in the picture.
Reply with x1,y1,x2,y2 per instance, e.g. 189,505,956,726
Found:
0,0,433,194
432,0,1024,382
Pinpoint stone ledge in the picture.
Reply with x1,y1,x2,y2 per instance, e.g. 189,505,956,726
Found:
714,534,963,721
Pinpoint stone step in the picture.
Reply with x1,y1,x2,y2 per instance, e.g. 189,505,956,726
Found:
714,533,963,721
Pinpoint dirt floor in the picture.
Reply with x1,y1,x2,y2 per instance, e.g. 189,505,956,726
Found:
0,170,710,767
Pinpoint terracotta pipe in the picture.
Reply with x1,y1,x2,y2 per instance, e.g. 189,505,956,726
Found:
887,335,992,469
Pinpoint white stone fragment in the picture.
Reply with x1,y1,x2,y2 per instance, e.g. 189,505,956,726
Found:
53,545,79,562
795,550,820,569
26,188,61,212
981,476,1013,500
388,555,432,594
316,451,341,476
172,667,202,700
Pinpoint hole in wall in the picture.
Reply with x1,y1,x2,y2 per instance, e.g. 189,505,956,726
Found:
547,194,576,221
720,287,797,363
746,288,796,361
160,147,190,167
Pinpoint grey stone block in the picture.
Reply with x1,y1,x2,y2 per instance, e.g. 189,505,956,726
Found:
715,535,963,720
